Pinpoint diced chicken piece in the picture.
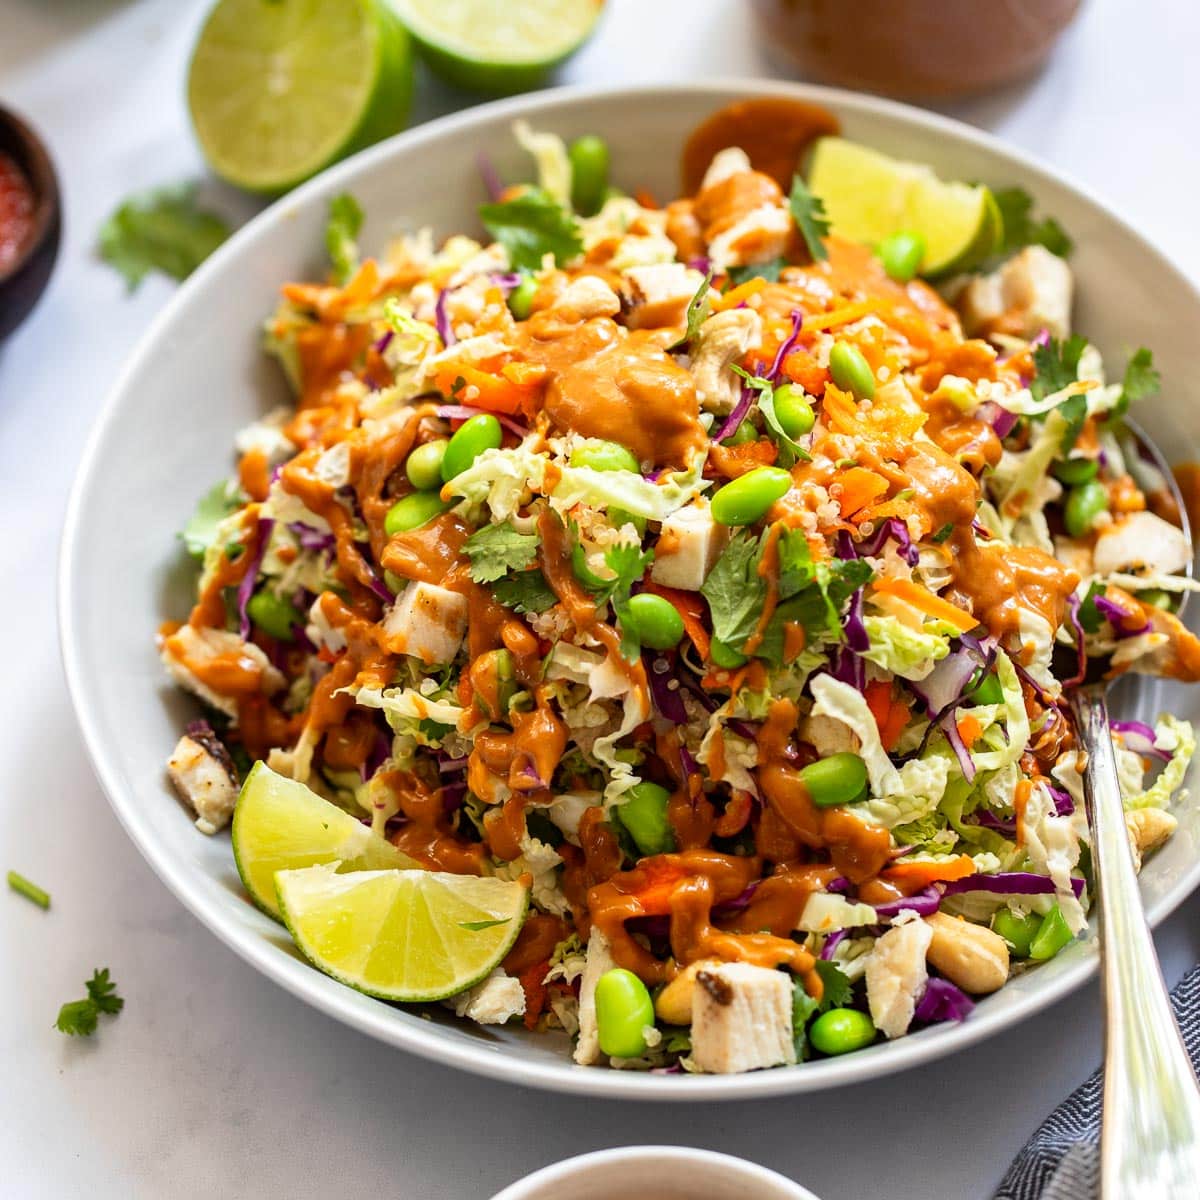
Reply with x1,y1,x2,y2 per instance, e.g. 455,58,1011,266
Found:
167,725,239,835
865,918,933,1040
708,203,793,274
306,594,348,657
381,582,468,664
447,968,526,1025
959,245,1073,340
624,262,707,330
160,625,285,720
1125,807,1178,873
800,713,861,757
650,502,730,590
314,440,352,488
1092,511,1192,578
234,405,296,466
701,147,752,191
574,927,616,1065
555,275,621,319
690,308,763,415
690,961,796,1075
544,790,601,844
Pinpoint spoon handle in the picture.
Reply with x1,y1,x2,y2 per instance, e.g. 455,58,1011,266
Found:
1072,688,1200,1197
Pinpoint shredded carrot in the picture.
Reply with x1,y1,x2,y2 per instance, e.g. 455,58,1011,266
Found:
713,277,768,309
432,362,538,416
880,854,977,887
801,300,881,333
835,466,889,518
871,577,979,633
518,959,551,1031
780,349,828,394
956,712,984,747
1014,778,1033,850
645,582,711,661
865,679,909,752
820,383,860,435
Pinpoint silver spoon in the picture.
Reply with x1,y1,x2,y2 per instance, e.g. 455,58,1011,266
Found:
1056,418,1200,1196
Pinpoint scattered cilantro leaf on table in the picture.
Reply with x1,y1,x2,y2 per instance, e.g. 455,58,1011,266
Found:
55,968,124,1038
98,184,230,290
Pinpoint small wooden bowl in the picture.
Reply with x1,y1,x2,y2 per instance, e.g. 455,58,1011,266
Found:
0,105,61,341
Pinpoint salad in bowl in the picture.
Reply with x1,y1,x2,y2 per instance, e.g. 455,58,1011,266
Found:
158,100,1199,1075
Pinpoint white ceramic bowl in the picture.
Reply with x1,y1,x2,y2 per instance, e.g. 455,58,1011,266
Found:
60,80,1200,1100
490,1146,819,1200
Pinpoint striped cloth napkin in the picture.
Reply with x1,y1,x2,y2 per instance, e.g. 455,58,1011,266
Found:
993,963,1200,1198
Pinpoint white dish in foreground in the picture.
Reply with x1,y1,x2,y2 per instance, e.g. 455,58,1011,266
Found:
60,80,1200,1099
491,1146,819,1200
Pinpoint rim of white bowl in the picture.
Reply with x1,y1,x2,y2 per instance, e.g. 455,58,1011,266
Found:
489,1146,820,1200
59,78,1200,1101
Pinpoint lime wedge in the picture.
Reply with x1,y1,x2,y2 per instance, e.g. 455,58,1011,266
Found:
807,136,1002,276
232,761,418,919
187,0,413,193
390,0,603,94
276,863,529,1001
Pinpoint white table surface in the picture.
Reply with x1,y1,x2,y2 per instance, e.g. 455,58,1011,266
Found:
3,1,1200,1196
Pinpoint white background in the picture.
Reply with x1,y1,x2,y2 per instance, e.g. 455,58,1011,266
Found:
2,1,1199,1196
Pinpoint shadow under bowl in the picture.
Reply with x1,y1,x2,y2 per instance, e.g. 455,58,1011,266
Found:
0,105,61,341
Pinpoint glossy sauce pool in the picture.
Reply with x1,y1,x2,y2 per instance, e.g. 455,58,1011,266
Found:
0,150,35,276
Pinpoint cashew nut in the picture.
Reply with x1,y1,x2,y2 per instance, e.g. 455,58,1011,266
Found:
654,959,722,1026
1125,807,1177,874
924,911,1010,995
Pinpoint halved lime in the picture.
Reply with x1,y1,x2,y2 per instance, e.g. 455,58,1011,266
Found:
187,0,413,193
276,863,529,1001
390,0,603,95
232,761,417,919
807,136,1002,276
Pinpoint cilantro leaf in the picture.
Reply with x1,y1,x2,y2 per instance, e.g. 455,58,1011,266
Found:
728,256,784,286
325,192,363,285
789,174,830,263
97,184,230,291
55,968,124,1037
55,1000,98,1037
601,543,655,661
675,268,714,349
181,479,240,559
813,959,853,1013
1078,580,1105,634
993,186,1073,259
792,962,855,1059
730,365,811,464
1107,346,1161,423
792,981,820,1060
1031,334,1088,402
463,522,540,583
491,569,558,614
86,968,125,1016
700,530,765,650
479,188,583,271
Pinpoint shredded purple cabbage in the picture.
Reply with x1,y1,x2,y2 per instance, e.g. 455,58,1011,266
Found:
441,780,467,813
489,271,522,295
852,518,919,566
372,330,394,355
767,310,804,384
434,287,456,347
825,876,852,894
1063,591,1088,687
361,730,392,782
1094,593,1151,638
1047,784,1076,816
686,255,711,273
477,151,503,201
844,588,869,653
941,872,1085,898
940,712,977,782
819,929,848,961
711,883,759,920
435,404,529,440
1111,720,1170,761
712,385,755,443
914,977,975,1024
911,643,985,719
873,885,941,919
646,653,689,724
236,517,275,640
290,522,336,553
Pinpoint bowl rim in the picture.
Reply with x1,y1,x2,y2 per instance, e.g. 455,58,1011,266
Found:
489,1145,820,1200
59,76,1200,1101
0,104,60,285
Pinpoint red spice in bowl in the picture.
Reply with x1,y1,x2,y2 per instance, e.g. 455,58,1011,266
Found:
0,150,36,276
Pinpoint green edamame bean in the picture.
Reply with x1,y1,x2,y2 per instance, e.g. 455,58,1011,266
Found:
594,968,656,1058
1029,902,1074,961
507,276,539,321
569,135,610,217
710,466,792,526
709,638,748,669
877,231,926,282
829,341,876,400
626,592,685,650
616,781,675,857
384,491,450,536
722,420,759,446
992,909,1041,958
1136,588,1176,611
1063,479,1109,537
246,590,302,641
1052,456,1099,486
441,414,502,482
798,752,869,808
810,1007,876,1056
570,439,640,473
406,439,448,491
773,383,816,439
969,670,1005,706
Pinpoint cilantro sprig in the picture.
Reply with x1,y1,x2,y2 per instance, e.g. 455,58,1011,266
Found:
731,365,811,465
181,478,240,559
491,570,557,615
463,522,540,583
789,174,830,263
569,530,654,660
55,968,124,1038
479,188,583,271
325,192,363,285
1107,346,1161,423
792,960,854,1059
993,186,1073,259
